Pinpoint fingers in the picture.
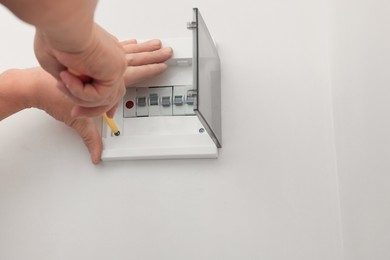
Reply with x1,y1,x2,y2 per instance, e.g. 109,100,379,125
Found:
71,104,112,118
59,70,103,103
56,38,171,117
58,70,125,115
121,39,163,54
105,102,119,118
124,63,168,86
32,66,103,164
40,23,127,118
57,66,125,118
126,47,173,66
120,38,173,87
70,101,119,118
120,39,137,46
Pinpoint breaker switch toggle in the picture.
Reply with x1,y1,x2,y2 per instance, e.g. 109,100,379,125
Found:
137,97,147,107
161,96,171,107
149,93,159,106
174,95,184,106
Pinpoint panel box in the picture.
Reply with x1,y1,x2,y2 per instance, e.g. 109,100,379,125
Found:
101,8,222,160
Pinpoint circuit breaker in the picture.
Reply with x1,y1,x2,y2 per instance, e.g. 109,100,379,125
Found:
123,86,196,118
101,8,222,160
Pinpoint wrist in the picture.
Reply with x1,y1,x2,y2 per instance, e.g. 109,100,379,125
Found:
0,69,42,120
26,68,58,111
2,68,57,110
1,69,33,109
37,20,95,53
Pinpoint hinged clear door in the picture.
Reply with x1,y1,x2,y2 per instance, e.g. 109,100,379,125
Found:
190,8,222,148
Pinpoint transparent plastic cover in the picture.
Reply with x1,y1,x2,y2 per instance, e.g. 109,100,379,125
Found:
192,8,222,147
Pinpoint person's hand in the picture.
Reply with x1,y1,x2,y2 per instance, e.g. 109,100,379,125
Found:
34,23,127,118
120,39,173,86
0,68,103,164
16,68,103,164
31,39,172,164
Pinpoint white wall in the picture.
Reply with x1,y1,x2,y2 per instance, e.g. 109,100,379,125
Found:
329,0,390,259
0,0,343,259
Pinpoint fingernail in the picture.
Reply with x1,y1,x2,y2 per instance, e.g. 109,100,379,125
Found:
150,39,162,48
92,154,101,165
163,47,173,56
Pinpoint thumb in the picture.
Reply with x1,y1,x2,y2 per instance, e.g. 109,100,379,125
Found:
71,118,103,164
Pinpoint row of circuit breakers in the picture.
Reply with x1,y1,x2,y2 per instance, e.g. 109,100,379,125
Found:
123,85,196,118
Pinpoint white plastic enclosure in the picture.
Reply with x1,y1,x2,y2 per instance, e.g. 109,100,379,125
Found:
101,8,222,161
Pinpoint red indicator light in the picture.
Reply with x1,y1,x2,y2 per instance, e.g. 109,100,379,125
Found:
125,100,134,109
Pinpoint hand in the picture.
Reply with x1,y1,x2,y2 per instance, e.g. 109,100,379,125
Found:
120,39,173,87
2,68,103,164
34,23,127,118
32,39,172,164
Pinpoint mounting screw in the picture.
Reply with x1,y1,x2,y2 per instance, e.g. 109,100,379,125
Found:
199,128,205,134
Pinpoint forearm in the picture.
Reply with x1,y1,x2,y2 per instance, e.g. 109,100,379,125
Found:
0,0,97,52
0,68,53,120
